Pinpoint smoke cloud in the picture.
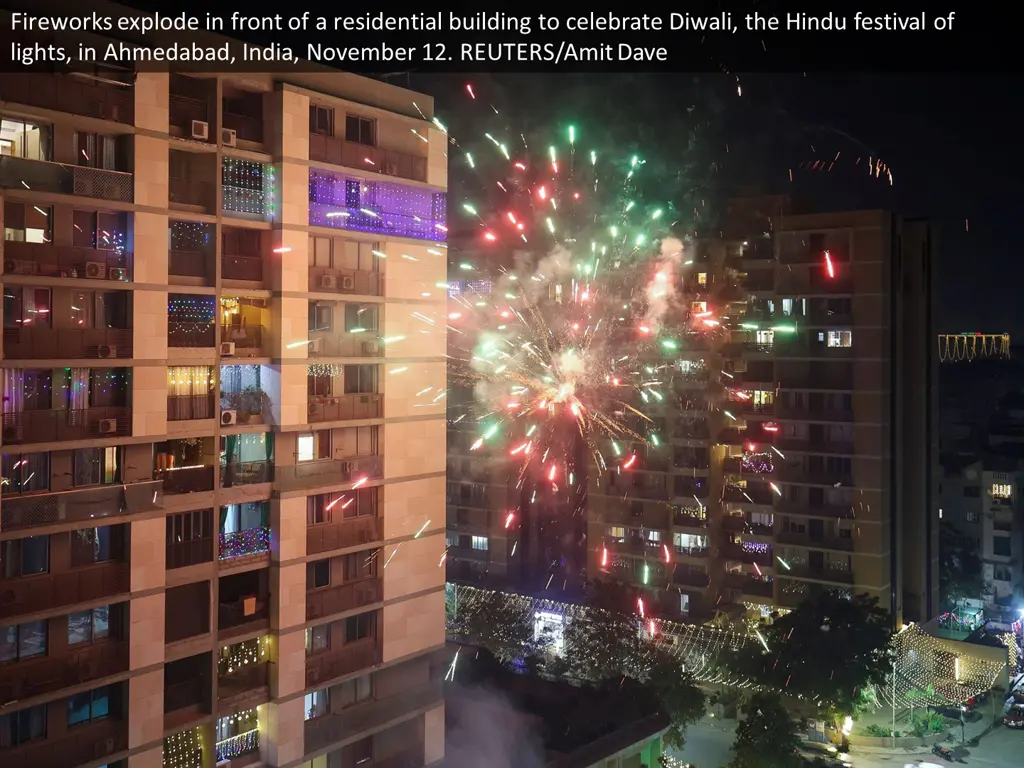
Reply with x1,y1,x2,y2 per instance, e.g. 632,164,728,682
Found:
642,237,688,332
443,685,546,768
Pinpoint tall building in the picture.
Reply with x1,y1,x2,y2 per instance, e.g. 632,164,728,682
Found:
584,204,939,625
0,22,447,768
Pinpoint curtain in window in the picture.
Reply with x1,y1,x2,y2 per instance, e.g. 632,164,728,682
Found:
68,368,89,411
167,366,213,420
2,369,23,413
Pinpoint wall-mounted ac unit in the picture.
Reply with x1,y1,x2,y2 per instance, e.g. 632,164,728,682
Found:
361,341,380,356
340,275,355,291
222,128,237,147
98,419,117,434
317,274,337,290
221,410,237,426
108,267,127,281
191,120,209,141
97,345,116,359
308,337,323,355
85,262,106,279
221,342,236,356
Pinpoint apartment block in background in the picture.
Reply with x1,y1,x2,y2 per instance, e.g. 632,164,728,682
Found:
0,27,447,768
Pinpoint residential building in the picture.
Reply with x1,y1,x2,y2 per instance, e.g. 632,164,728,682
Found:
0,12,447,768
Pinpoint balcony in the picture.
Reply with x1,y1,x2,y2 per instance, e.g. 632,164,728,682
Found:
158,465,216,495
309,266,383,297
308,394,383,424
724,573,774,598
218,649,269,708
671,566,710,588
722,485,774,506
305,638,382,688
167,394,215,422
776,437,854,454
2,240,132,281
165,583,210,640
721,515,746,533
2,327,132,360
674,546,709,559
672,511,708,529
166,535,215,570
0,156,133,202
221,384,270,425
0,479,162,532
308,136,428,183
218,597,270,638
308,331,385,359
222,254,263,282
308,516,382,556
0,639,128,703
0,561,130,621
775,465,853,487
774,405,853,423
783,564,854,585
304,679,440,755
170,178,216,214
306,578,383,621
275,456,383,493
0,718,128,768
721,543,773,567
1,407,131,445
0,72,134,123
722,456,775,476
218,527,271,562
221,461,272,488
165,662,211,730
775,531,853,552
221,325,264,357
774,339,855,359
168,322,216,348
773,499,854,519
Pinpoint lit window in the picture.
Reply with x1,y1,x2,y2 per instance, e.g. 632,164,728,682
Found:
646,530,661,542
470,536,488,551
691,301,707,313
445,533,458,548
755,330,774,345
608,526,625,540
992,483,1012,500
966,510,979,523
297,434,314,462
827,330,852,348
697,272,707,286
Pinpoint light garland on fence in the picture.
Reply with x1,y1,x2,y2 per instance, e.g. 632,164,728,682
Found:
218,526,271,559
222,159,275,219
219,637,270,675
215,728,259,762
169,221,214,251
168,295,216,322
163,727,203,768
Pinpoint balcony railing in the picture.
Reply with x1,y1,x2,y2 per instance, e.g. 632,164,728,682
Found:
221,461,272,488
218,597,270,635
218,526,271,561
307,516,382,556
774,405,854,422
308,136,428,182
216,729,260,764
222,325,263,353
775,466,853,487
674,546,709,559
218,662,269,704
308,332,385,358
1,407,131,445
0,561,130,620
222,255,263,282
306,578,382,621
307,394,383,423
0,156,133,202
0,639,129,703
722,486,774,506
168,249,212,278
776,437,854,455
2,240,131,281
158,465,216,494
308,266,384,296
166,537,215,570
0,718,128,768
725,573,774,598
275,455,383,493
672,512,708,529
783,564,854,585
167,394,215,421
168,322,216,347
671,567,710,588
0,479,162,531
170,178,216,212
775,531,854,552
0,72,134,123
165,678,207,714
773,499,854,519
2,327,132,360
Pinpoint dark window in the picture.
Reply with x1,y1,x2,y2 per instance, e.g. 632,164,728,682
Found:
68,606,110,646
309,105,334,137
344,304,378,332
308,371,332,397
305,624,330,655
3,202,53,243
66,685,113,727
308,303,332,332
3,286,52,330
344,611,374,643
73,132,120,171
963,486,980,498
1,536,49,577
343,364,376,395
70,527,114,567
808,233,825,253
994,536,1012,557
0,619,47,662
345,115,375,146
1,452,50,494
350,736,373,763
307,559,331,589
342,551,376,581
0,703,47,746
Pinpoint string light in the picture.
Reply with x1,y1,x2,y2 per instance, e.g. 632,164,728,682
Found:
223,158,275,219
219,526,270,560
163,727,203,768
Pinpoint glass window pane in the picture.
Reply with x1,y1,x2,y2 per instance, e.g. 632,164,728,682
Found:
68,611,92,645
18,620,46,658
93,606,109,641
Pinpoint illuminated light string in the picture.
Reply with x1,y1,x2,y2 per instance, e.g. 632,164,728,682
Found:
222,158,276,219
215,708,261,762
163,726,203,768
218,526,271,559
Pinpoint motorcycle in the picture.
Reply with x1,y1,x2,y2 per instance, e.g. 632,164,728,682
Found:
931,744,966,763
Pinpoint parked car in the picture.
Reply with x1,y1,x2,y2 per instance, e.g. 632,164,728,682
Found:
1005,703,1024,728
797,742,850,767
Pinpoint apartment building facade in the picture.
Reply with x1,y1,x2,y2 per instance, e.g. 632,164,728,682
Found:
0,57,446,768
587,204,939,626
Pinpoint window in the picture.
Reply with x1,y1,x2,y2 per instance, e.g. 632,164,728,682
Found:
308,369,332,397
755,330,774,345
965,510,979,523
345,114,376,146
67,685,112,727
343,364,377,395
344,303,379,332
305,624,330,655
3,287,52,329
1,536,49,577
72,447,121,486
1,452,49,494
3,202,52,243
304,689,329,720
73,132,119,170
345,611,374,642
68,606,110,646
0,620,47,662
470,535,488,551
307,559,331,589
827,330,852,348
696,272,707,286
309,302,332,332
0,118,51,161
335,674,372,707
445,532,458,548
607,526,625,541
342,551,376,581
298,430,331,462
992,483,1013,500
70,527,113,566
309,105,334,137
350,736,373,763
993,536,1012,558
964,486,980,498
0,703,46,746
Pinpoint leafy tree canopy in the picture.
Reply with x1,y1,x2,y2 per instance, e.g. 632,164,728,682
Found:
939,520,989,611
728,691,804,768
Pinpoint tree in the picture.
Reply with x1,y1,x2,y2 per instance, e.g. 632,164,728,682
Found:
722,591,893,718
644,648,707,750
563,606,646,681
939,521,990,613
448,590,536,662
728,691,803,768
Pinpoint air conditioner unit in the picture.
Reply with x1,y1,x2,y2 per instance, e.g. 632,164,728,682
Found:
340,275,355,291
191,120,209,141
308,337,323,355
98,419,117,434
108,267,127,281
97,345,116,359
222,128,237,147
221,341,236,356
317,274,337,290
221,410,237,426
361,340,380,355
3,425,23,442
85,262,107,279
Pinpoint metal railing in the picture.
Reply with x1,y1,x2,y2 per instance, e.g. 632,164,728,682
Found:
168,321,216,347
0,719,128,768
306,578,382,620
1,407,130,445
167,394,215,421
308,136,428,183
2,327,132,360
1,479,162,531
2,240,132,281
0,561,130,620
221,460,272,488
0,156,130,202
166,537,215,570
0,639,128,704
158,465,215,494
275,455,383,492
307,516,382,556
218,526,271,560
0,72,134,123
222,254,263,281
222,324,263,352
307,394,383,423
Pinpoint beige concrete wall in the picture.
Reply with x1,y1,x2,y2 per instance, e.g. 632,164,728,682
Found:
381,588,445,663
384,419,446,479
382,476,445,540
424,705,446,765
382,532,445,602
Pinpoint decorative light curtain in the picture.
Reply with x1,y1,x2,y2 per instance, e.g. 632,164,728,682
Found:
68,368,90,411
2,369,23,413
167,366,214,420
